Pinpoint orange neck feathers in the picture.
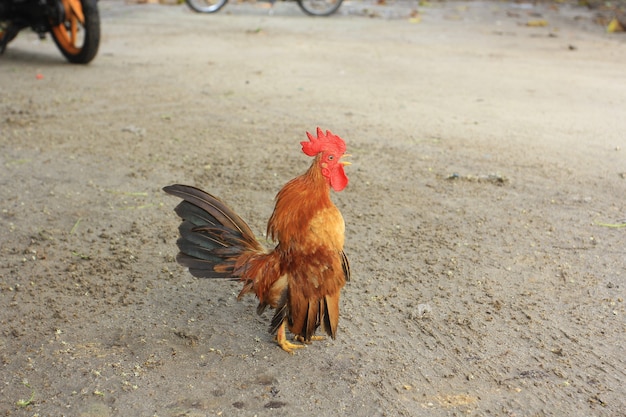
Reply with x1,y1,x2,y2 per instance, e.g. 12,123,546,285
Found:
267,155,333,247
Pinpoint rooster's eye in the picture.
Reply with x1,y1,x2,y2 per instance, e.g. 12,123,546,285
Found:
328,155,334,161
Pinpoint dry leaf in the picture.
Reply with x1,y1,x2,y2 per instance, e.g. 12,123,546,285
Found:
607,18,624,33
527,19,549,27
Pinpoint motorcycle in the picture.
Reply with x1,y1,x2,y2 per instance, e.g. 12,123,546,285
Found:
185,0,343,17
0,0,100,64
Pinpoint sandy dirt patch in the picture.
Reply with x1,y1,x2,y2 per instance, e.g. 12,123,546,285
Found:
1,1,625,416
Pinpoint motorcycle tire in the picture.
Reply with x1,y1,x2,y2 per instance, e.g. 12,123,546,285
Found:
185,0,228,14
297,0,343,16
50,0,100,64
0,23,19,54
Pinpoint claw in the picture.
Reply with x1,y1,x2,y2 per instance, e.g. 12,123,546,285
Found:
277,338,306,354
275,322,305,354
294,335,325,344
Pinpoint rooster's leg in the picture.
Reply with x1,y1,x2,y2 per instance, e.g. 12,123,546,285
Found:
275,322,304,354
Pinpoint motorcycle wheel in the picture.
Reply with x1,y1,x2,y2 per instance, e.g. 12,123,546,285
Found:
0,23,19,47
297,0,343,16
50,0,100,64
185,0,228,14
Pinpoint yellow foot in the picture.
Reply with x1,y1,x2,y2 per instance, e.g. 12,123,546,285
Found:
276,337,305,354
275,321,305,354
294,335,325,344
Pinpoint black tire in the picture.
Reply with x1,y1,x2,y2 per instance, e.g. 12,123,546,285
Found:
0,23,20,54
297,0,343,16
49,0,100,64
185,0,229,14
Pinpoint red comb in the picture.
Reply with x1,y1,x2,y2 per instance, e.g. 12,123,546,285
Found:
301,127,346,157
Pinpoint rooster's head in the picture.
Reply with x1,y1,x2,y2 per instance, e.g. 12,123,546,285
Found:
301,127,350,192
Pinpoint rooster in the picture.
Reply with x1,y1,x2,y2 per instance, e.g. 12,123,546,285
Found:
163,128,351,353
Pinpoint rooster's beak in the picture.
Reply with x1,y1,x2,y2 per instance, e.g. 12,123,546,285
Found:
340,154,352,166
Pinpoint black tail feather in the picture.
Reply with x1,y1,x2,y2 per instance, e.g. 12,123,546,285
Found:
322,296,335,339
163,184,263,279
175,253,235,279
341,250,351,282
177,221,226,254
269,289,288,334
174,201,220,228
164,184,259,247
